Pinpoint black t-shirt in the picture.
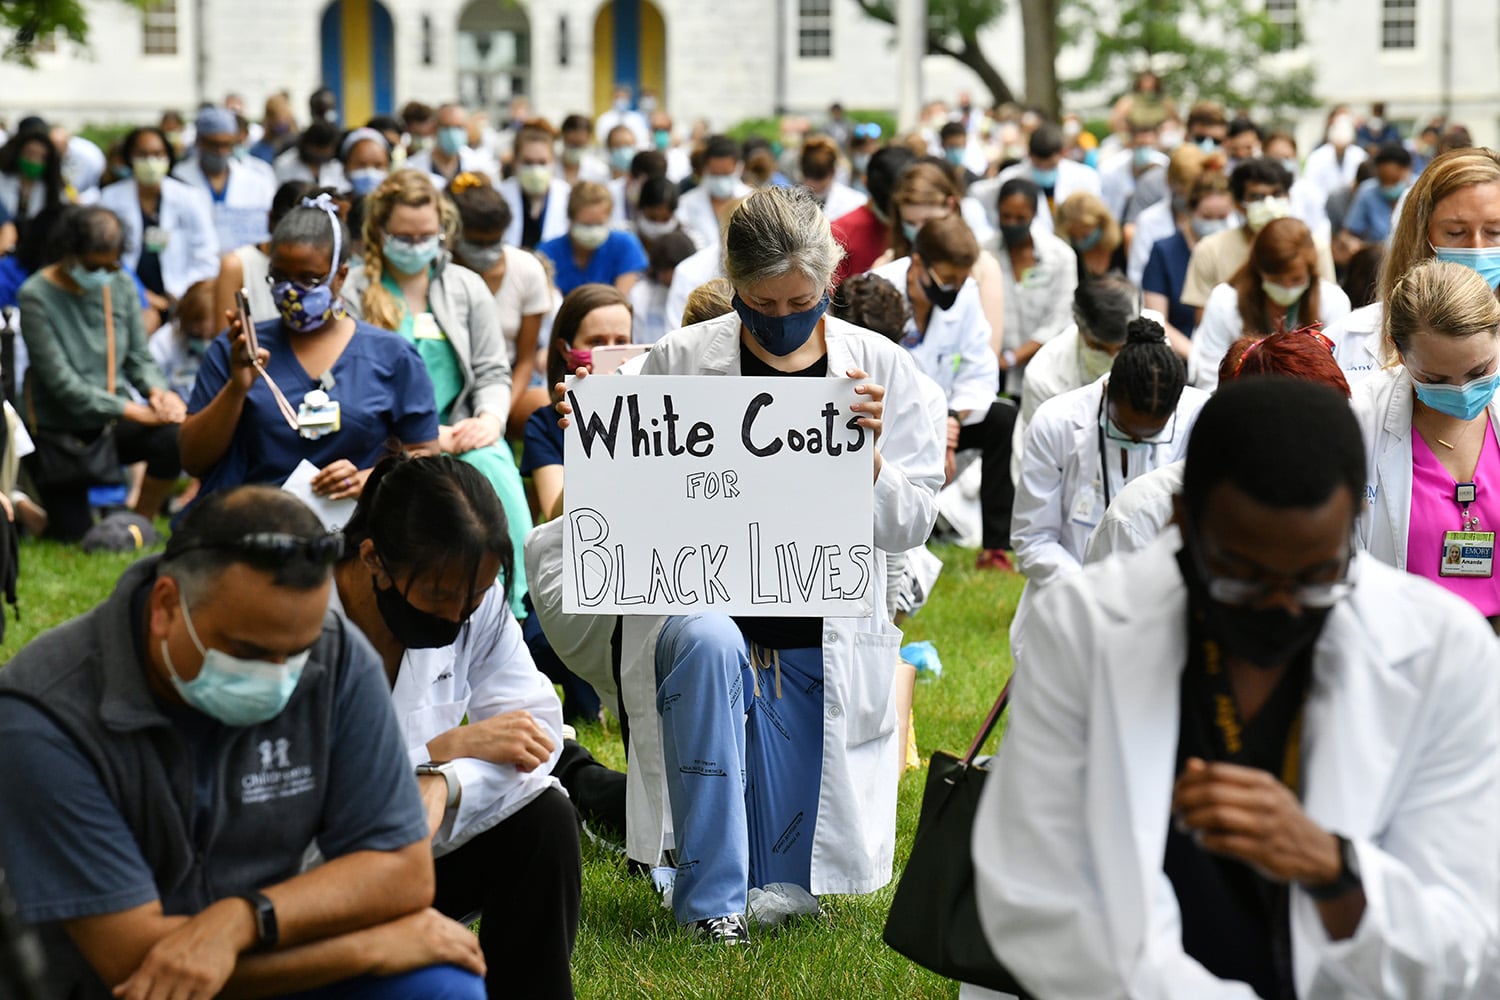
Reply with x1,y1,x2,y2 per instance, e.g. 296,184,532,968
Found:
732,342,830,650
1162,606,1311,1000
137,206,165,298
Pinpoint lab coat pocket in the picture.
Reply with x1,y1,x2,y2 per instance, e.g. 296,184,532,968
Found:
403,700,469,747
842,624,901,747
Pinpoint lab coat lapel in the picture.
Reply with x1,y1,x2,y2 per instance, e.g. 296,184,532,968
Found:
1300,582,1424,838
1375,376,1413,566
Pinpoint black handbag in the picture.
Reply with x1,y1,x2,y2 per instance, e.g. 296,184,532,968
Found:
883,678,1032,996
24,282,123,490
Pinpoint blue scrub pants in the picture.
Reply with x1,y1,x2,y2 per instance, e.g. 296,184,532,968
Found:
655,614,825,924
276,964,485,999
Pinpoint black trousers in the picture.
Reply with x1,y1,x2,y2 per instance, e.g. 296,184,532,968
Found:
956,398,1018,551
30,421,180,542
433,787,581,1000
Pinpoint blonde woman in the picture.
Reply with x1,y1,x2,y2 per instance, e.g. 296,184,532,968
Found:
1054,190,1125,280
1353,260,1500,630
340,168,533,612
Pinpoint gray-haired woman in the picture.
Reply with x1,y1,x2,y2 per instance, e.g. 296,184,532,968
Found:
558,186,943,943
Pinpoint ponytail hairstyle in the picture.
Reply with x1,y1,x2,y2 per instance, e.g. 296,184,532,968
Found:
341,453,515,609
1107,317,1187,419
359,168,460,332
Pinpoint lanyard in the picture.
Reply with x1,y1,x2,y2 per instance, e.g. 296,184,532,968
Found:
1195,631,1309,792
1096,394,1116,510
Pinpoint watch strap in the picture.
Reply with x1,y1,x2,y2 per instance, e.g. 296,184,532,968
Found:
239,890,278,952
418,761,462,810
1303,834,1362,902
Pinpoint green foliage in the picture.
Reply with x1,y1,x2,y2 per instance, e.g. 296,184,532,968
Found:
727,110,899,148
1,0,149,67
1061,0,1318,116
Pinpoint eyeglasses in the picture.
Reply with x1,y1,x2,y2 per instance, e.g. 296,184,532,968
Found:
265,272,329,289
166,531,345,565
1104,407,1176,446
1191,536,1357,610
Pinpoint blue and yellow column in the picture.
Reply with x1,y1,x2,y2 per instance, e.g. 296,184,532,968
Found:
320,0,395,125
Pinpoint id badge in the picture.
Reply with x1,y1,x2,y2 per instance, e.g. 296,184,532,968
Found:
413,313,445,340
1069,478,1103,527
296,389,341,441
143,225,170,254
1440,530,1495,578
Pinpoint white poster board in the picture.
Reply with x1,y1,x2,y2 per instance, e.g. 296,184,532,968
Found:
562,375,876,616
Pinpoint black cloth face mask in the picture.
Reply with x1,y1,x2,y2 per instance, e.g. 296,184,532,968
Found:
373,576,471,649
920,270,961,312
1175,543,1333,670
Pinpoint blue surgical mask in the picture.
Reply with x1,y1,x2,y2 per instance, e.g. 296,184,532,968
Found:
1432,245,1500,290
1132,146,1155,169
945,147,966,167
610,147,635,172
902,221,920,243
1379,182,1406,203
347,167,387,196
437,126,468,156
383,234,441,274
69,264,114,292
1408,369,1500,421
161,592,308,727
1191,216,1231,239
705,173,738,200
1031,165,1059,189
1073,227,1103,252
732,291,829,357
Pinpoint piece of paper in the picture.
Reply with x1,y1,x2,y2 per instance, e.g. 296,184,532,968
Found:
562,375,875,616
281,460,356,531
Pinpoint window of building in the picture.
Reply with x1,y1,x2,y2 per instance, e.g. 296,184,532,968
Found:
799,0,832,59
1381,0,1416,49
142,0,178,55
1265,0,1301,50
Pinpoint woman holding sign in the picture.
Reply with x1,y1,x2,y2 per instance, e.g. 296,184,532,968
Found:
560,186,943,943
1353,260,1500,630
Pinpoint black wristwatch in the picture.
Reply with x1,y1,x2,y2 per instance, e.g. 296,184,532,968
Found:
239,890,278,952
1303,834,1363,902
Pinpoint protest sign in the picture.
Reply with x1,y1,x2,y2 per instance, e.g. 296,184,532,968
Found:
562,375,875,616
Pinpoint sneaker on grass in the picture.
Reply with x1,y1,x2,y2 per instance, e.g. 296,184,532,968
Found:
691,913,750,946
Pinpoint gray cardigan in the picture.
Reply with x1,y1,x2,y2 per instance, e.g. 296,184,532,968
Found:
341,256,512,423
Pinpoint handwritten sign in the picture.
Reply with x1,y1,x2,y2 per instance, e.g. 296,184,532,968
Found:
562,375,875,616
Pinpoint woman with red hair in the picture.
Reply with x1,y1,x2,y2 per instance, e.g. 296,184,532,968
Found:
1086,326,1350,562
1189,217,1350,391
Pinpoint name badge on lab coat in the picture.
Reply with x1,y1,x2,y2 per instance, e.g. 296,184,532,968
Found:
1070,478,1103,527
1440,531,1495,578
143,226,170,254
413,313,446,341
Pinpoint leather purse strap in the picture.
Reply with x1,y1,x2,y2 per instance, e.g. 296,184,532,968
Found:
102,281,116,396
962,676,1013,767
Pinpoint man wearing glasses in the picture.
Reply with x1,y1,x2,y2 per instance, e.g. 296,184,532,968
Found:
0,486,486,1000
968,378,1500,999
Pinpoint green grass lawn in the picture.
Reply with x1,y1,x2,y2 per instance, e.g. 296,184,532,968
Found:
4,538,1023,999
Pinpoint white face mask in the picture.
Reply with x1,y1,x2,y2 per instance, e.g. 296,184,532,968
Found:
571,223,610,250
1245,196,1291,233
1078,337,1116,383
518,164,552,196
1261,279,1309,307
636,217,678,240
705,173,739,200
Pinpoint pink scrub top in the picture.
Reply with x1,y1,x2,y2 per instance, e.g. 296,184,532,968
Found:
1407,422,1500,617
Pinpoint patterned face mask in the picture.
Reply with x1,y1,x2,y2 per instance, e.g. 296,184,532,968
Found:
272,279,342,333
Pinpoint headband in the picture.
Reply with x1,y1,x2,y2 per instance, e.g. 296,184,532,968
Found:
301,193,342,284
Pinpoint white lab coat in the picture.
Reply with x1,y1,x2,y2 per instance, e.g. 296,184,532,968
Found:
663,242,724,334
1012,376,1207,586
1326,301,1384,386
675,180,753,250
534,313,942,893
100,177,221,298
1301,143,1368,223
991,158,1103,237
1099,148,1169,221
818,180,867,222
1010,308,1170,485
989,230,1079,395
1189,280,1352,392
1083,459,1183,563
403,147,499,191
1353,366,1500,571
870,256,998,422
973,532,1500,999
330,583,564,856
172,157,276,252
499,177,571,249
1126,197,1176,286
